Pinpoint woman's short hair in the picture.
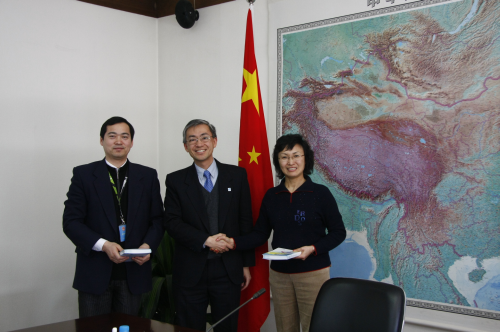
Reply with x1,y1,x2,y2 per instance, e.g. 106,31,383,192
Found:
272,134,315,179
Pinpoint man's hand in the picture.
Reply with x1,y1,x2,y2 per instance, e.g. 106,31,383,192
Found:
132,243,151,266
293,246,315,260
215,234,235,249
102,241,129,264
205,233,231,253
242,267,251,290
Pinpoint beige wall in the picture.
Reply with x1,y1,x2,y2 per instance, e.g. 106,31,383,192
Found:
0,0,158,331
157,0,270,192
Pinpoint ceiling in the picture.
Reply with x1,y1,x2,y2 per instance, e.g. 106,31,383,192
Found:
77,0,235,18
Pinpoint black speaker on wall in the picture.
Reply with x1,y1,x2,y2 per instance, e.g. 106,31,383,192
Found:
175,0,199,29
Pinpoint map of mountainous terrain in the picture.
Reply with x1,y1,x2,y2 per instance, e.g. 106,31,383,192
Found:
280,0,500,314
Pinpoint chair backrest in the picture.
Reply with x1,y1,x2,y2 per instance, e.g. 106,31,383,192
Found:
309,277,406,332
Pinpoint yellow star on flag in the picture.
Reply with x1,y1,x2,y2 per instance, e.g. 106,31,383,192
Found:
247,146,261,164
241,69,260,115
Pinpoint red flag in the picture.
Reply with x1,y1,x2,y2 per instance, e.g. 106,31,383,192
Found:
238,7,273,332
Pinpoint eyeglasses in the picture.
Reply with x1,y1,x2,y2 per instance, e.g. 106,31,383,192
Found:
279,154,304,163
187,135,212,145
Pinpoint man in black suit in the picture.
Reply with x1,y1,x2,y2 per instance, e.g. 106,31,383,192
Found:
164,119,255,332
63,116,164,318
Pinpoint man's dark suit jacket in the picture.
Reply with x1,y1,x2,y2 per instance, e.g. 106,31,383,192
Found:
164,160,255,288
63,159,164,295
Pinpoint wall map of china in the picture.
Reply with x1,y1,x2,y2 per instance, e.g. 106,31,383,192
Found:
279,0,500,315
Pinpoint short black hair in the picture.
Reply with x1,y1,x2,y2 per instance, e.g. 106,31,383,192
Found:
100,117,135,140
272,134,315,178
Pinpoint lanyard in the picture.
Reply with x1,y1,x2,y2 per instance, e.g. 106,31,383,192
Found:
108,171,128,225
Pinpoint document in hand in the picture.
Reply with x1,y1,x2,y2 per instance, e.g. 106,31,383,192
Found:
119,249,152,257
262,248,301,260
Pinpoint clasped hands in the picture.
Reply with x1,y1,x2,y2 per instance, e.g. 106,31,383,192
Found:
206,234,315,260
205,234,234,254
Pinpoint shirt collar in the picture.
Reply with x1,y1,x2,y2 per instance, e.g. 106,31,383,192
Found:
276,175,314,193
105,159,128,169
194,160,218,182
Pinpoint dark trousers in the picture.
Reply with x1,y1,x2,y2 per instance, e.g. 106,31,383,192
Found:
78,280,142,318
174,258,241,332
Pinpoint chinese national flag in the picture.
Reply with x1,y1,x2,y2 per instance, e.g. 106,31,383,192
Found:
238,7,273,332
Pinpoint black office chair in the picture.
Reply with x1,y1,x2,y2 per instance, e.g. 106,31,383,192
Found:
309,277,406,332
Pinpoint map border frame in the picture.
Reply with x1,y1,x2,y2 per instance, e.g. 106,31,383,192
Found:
275,0,500,321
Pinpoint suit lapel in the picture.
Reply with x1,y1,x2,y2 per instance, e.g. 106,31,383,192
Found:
185,164,210,232
127,161,143,237
94,159,118,236
216,160,233,231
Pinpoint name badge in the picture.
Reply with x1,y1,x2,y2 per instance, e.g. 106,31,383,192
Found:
119,225,126,242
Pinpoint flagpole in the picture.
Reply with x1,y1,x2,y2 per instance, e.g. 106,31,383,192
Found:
247,0,254,13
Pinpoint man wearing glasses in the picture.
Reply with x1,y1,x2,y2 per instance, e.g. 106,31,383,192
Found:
164,119,254,332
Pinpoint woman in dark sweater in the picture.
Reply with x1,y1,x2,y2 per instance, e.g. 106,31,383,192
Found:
217,134,346,332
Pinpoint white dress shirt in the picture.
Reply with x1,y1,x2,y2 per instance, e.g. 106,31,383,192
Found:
194,160,218,187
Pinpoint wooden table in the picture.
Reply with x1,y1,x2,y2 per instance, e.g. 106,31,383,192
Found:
10,313,202,332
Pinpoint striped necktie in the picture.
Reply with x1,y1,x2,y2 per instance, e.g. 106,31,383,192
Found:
203,170,214,192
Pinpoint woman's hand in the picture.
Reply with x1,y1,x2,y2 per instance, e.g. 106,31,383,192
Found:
209,234,235,253
293,246,316,260
215,235,235,249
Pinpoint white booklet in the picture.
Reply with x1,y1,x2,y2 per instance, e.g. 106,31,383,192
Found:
262,248,301,260
119,249,152,257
